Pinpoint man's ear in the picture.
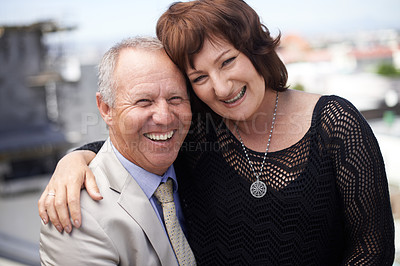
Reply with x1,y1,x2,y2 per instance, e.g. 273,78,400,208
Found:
96,92,113,126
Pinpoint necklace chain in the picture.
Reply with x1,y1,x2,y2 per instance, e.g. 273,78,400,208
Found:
235,91,279,192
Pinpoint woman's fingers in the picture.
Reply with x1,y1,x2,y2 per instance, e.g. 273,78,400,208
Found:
54,184,72,233
67,178,83,229
38,150,101,233
44,191,63,233
38,186,50,224
85,168,103,201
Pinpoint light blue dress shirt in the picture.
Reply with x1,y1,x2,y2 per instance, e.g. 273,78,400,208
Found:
111,143,186,234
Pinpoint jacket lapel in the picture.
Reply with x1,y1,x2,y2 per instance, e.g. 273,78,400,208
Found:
99,139,177,265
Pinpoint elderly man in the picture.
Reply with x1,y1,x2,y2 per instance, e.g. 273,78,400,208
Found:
39,37,195,265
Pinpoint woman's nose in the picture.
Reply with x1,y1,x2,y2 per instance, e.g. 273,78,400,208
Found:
211,74,233,99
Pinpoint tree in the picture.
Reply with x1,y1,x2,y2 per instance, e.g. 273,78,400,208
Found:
376,62,400,77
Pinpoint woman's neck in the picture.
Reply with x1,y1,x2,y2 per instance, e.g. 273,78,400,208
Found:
222,89,279,152
227,89,278,135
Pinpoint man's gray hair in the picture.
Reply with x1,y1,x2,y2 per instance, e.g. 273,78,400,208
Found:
98,36,164,107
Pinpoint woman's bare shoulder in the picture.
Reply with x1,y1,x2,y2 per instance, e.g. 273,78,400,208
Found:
280,89,321,115
271,89,321,151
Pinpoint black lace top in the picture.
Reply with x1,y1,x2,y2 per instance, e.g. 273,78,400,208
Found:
81,95,394,265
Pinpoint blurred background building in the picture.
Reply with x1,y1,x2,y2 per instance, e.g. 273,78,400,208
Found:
0,20,107,265
0,21,74,186
0,0,400,265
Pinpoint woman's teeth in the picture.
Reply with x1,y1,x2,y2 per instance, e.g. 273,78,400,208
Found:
224,86,246,104
144,131,174,141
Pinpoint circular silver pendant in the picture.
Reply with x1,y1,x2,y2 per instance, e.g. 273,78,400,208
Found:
250,180,267,198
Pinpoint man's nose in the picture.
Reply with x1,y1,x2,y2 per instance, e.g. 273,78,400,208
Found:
152,101,174,125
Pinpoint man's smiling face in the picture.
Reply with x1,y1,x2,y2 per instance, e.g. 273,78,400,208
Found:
103,48,192,175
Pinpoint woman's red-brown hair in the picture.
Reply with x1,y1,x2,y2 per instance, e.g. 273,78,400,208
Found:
156,0,288,92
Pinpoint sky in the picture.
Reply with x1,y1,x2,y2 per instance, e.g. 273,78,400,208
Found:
1,0,400,53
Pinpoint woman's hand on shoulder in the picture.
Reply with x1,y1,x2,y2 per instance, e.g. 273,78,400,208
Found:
38,150,101,233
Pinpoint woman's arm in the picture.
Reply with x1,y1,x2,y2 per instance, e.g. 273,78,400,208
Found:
38,146,101,233
326,97,395,264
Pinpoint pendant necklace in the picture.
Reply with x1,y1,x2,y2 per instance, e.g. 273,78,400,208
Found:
235,91,279,198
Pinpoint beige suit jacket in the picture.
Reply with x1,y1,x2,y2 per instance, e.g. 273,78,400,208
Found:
40,138,178,266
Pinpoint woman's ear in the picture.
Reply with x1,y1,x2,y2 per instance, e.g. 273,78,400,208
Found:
96,92,113,126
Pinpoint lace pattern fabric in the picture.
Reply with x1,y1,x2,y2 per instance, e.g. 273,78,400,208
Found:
175,95,394,265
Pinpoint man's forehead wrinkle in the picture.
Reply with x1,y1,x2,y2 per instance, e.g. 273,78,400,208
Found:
123,70,176,83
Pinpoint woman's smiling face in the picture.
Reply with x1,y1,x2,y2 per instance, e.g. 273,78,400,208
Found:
186,37,266,122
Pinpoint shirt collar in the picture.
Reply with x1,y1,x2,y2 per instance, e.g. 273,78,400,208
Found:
110,142,178,199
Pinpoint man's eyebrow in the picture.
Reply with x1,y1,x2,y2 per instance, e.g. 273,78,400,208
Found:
128,90,153,99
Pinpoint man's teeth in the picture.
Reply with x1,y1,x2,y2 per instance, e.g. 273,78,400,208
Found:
145,131,174,141
224,86,246,103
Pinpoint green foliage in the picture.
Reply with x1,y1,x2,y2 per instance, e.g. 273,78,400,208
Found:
376,63,400,77
291,83,305,91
